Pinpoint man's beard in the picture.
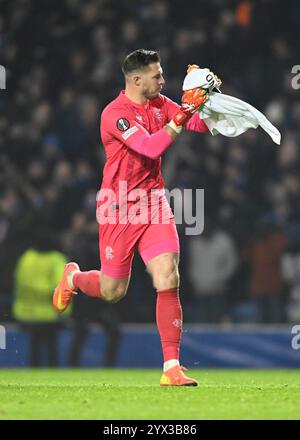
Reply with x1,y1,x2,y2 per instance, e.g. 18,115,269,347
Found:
145,90,160,100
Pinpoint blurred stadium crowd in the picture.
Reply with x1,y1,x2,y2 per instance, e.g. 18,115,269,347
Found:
1,0,300,329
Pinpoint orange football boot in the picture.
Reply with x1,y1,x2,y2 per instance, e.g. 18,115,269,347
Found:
53,262,79,312
160,365,198,387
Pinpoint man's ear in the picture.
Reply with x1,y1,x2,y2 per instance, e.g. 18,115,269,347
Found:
132,74,142,86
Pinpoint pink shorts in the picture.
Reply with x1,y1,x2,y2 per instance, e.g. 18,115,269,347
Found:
98,195,179,278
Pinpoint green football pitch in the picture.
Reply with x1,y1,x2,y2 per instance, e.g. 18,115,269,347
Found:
0,369,299,420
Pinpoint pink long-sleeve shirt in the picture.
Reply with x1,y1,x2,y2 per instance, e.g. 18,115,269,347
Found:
100,90,208,199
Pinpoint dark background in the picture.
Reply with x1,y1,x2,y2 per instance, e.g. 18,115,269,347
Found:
1,0,300,326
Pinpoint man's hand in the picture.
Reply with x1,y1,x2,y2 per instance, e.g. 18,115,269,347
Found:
167,63,222,136
168,87,208,134
182,87,208,113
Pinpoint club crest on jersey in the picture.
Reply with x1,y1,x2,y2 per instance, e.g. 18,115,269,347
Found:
105,246,114,260
153,108,163,122
117,118,130,131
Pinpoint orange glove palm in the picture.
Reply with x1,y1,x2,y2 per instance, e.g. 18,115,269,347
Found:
182,87,208,113
167,67,209,135
169,87,208,132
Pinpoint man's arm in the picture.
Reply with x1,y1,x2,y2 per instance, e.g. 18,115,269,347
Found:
164,95,209,135
126,127,175,159
102,109,175,159
125,92,209,156
185,112,209,133
102,87,208,160
164,123,180,140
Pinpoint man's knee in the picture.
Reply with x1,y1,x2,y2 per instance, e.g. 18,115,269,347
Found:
102,286,127,303
155,267,180,289
148,257,180,290
100,275,129,303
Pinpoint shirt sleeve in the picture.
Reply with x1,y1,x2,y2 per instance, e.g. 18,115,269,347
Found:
185,112,209,133
102,108,150,146
101,108,173,159
163,95,209,134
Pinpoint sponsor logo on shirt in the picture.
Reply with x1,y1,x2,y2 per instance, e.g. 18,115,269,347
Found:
122,125,138,140
117,118,130,131
136,115,144,123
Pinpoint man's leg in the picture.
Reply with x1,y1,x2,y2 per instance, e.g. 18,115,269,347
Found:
72,271,130,303
147,252,181,363
54,219,136,312
53,265,131,312
146,252,198,386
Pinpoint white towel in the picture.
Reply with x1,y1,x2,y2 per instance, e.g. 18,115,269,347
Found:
182,67,281,145
199,92,281,145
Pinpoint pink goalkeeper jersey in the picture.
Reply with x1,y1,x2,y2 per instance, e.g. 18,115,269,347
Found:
100,90,208,200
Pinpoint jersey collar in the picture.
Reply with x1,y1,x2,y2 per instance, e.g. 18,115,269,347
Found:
119,90,150,110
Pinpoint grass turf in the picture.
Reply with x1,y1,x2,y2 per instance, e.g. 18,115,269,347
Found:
0,369,299,420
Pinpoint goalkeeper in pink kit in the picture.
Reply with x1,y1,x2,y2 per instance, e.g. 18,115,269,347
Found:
53,49,210,386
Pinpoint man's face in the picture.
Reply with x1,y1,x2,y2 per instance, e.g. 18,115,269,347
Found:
139,62,165,99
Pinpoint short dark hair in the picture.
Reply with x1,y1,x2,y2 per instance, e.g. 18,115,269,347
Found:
122,49,160,76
